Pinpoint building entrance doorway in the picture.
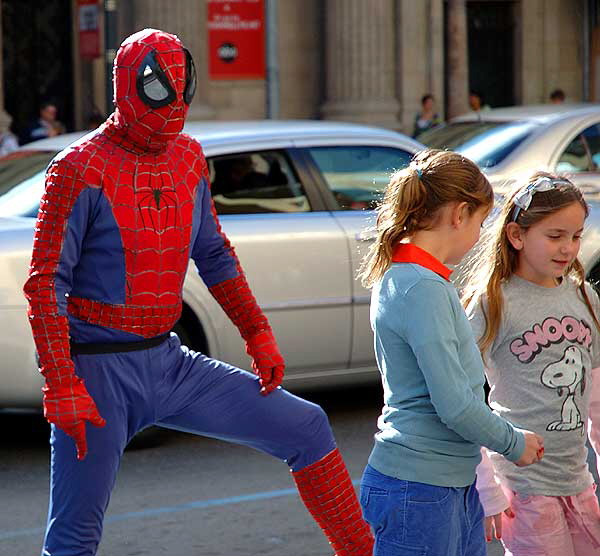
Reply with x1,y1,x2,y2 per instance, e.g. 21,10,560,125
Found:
467,1,516,109
2,0,73,141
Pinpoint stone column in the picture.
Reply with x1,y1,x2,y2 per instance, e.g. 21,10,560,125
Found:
517,0,547,104
396,0,444,135
132,0,214,120
446,0,469,119
321,0,399,129
518,0,583,104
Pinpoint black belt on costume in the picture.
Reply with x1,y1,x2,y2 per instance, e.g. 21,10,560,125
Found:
70,332,170,355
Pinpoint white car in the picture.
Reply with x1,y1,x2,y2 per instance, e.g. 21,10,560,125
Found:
0,120,423,408
420,104,600,288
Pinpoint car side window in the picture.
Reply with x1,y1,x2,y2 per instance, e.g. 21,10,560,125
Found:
557,132,592,173
207,151,310,214
583,124,600,170
307,146,412,210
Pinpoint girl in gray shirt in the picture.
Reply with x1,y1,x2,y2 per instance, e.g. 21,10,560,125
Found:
464,173,600,556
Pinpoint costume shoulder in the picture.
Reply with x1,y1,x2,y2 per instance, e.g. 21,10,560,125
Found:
175,132,204,155
48,129,112,189
173,132,209,180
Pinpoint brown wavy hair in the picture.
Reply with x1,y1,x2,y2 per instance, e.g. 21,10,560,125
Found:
359,149,493,288
462,171,600,356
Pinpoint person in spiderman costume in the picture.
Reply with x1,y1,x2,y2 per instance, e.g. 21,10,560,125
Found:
24,28,374,556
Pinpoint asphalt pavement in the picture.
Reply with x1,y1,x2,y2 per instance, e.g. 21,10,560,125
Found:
0,385,554,555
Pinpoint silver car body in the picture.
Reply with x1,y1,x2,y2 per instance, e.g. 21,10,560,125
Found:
421,104,600,284
450,104,600,188
0,120,422,407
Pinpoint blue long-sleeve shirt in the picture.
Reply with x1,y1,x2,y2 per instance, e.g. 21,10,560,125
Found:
368,257,525,487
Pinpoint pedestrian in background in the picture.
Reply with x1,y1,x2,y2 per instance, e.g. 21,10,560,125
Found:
549,88,566,104
413,93,441,138
21,101,65,144
464,173,600,555
358,149,543,556
469,90,491,114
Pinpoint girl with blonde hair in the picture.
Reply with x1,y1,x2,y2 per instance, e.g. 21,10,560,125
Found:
464,172,600,555
359,149,543,556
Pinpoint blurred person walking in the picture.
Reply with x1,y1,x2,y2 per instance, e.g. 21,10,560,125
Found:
413,94,441,139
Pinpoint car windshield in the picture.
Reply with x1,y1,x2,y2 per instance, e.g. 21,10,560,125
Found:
0,150,56,217
419,120,539,168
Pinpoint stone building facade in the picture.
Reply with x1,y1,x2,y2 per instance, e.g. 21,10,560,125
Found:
0,0,594,137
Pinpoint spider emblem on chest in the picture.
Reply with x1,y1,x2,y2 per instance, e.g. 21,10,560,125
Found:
137,187,179,233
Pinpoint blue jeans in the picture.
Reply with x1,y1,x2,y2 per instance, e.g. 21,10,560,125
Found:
360,464,485,556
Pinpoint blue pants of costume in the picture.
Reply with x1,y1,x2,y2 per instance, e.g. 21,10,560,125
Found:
42,334,335,556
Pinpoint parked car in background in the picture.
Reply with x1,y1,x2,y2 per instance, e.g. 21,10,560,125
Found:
0,120,423,408
419,104,600,288
419,104,600,194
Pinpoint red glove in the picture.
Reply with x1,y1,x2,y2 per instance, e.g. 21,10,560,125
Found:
42,376,106,460
246,329,285,395
209,274,285,395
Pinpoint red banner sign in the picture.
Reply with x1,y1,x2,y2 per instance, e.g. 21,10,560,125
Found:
208,0,265,79
78,0,101,59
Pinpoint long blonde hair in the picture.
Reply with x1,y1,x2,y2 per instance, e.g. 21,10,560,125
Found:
462,171,600,356
359,149,493,288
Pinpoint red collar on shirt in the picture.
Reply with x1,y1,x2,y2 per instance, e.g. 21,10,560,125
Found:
391,243,452,282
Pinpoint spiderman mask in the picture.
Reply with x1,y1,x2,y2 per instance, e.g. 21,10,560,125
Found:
111,28,196,151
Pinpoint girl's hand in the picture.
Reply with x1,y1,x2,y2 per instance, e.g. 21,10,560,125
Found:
484,507,515,542
515,430,544,467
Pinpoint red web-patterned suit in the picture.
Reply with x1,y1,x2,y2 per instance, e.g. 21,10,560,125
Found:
47,135,203,335
24,29,373,556
64,135,205,335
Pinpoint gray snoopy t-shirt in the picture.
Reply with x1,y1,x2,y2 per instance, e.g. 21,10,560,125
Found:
469,275,600,496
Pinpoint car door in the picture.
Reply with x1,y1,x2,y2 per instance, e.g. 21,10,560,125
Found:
205,148,353,376
302,145,414,368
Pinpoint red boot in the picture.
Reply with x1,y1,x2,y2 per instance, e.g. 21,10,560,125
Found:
291,448,374,555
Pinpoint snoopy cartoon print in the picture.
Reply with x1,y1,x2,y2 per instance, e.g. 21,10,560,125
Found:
540,345,586,432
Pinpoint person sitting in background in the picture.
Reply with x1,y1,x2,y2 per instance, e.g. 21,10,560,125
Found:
21,102,64,144
469,90,491,114
211,155,267,196
549,88,566,104
413,94,442,138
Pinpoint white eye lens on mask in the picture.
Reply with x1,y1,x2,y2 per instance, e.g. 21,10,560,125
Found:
143,68,171,102
136,50,176,108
